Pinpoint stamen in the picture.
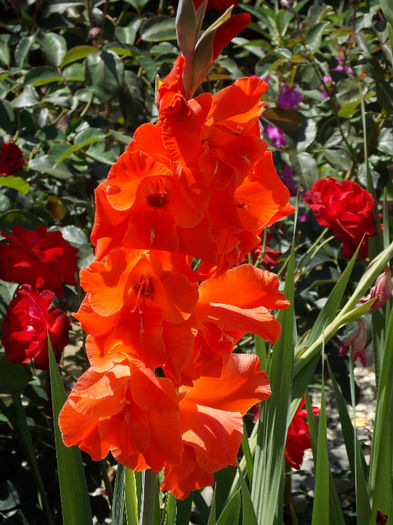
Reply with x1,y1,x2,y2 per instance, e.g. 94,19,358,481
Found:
147,177,167,207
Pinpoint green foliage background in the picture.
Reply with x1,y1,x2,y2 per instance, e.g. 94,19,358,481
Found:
0,0,392,523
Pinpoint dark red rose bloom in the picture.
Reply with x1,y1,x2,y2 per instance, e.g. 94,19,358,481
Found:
2,285,70,370
193,0,238,12
0,226,78,297
304,178,376,259
240,232,282,270
0,142,25,176
285,396,319,470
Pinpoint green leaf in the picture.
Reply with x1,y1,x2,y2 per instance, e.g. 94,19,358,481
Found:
85,50,124,102
176,496,192,525
207,489,217,525
377,128,393,155
332,357,370,525
216,490,241,525
115,23,141,45
38,31,67,67
336,78,367,105
294,245,360,376
337,101,360,118
55,128,107,166
306,390,346,525
368,307,393,521
63,63,85,82
306,21,329,53
0,39,10,66
29,155,73,179
48,337,93,525
241,420,254,483
0,360,29,395
351,362,372,524
85,141,118,165
0,210,45,230
387,23,393,68
238,465,258,525
112,464,126,525
311,361,329,525
380,0,393,26
15,36,35,67
324,148,352,171
251,246,295,525
47,0,84,13
290,151,319,187
263,108,302,135
162,492,176,525
0,176,29,195
60,45,96,68
0,100,16,134
24,66,63,87
140,16,177,42
10,86,39,108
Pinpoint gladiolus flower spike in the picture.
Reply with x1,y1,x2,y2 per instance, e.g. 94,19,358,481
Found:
59,4,295,500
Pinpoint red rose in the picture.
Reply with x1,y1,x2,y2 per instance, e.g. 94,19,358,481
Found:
2,285,70,370
0,226,78,296
0,142,25,176
285,396,319,470
304,178,376,259
193,0,238,11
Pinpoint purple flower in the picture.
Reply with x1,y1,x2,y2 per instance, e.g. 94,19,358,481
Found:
338,320,367,366
278,84,302,110
279,165,297,196
265,124,287,149
320,59,354,98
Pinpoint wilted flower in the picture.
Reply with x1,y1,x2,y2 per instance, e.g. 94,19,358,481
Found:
278,84,302,110
264,124,287,149
359,266,392,312
0,142,25,176
338,319,367,366
2,285,70,370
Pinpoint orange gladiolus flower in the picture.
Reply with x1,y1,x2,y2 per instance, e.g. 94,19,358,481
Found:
59,358,183,471
159,65,269,189
161,353,271,499
75,248,198,370
181,264,289,381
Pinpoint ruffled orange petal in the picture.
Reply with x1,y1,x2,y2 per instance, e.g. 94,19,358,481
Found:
198,303,282,344
182,353,271,415
59,401,110,461
106,151,172,211
199,264,289,310
80,248,132,317
180,400,243,472
161,445,214,500
69,364,130,418
209,76,268,128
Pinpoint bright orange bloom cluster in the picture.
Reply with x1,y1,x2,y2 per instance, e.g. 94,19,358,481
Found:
59,53,295,498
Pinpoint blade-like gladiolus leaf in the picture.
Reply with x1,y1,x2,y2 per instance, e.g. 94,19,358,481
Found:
48,336,93,525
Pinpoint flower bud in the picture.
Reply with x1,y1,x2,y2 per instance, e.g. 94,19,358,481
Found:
338,319,367,366
360,266,392,312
